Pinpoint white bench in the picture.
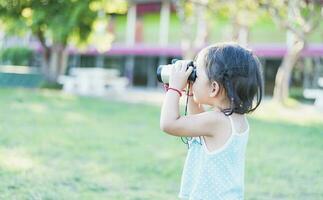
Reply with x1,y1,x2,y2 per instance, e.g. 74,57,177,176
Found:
58,68,128,96
303,77,323,109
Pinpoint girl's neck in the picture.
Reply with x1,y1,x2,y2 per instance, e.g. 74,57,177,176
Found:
209,98,231,112
208,103,230,112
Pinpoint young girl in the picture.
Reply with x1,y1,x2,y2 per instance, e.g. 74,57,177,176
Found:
160,43,263,200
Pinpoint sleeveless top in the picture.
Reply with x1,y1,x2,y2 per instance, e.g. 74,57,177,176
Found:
178,116,249,200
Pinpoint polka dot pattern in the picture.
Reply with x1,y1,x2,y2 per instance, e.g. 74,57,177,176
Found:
178,119,249,200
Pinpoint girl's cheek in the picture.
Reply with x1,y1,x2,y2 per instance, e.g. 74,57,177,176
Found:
192,82,198,93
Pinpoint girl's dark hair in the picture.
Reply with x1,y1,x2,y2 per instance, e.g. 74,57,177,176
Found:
203,43,264,115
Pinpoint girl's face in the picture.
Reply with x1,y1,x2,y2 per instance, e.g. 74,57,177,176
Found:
192,51,212,105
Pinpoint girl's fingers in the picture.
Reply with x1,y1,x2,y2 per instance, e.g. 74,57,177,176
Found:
172,62,179,72
174,60,192,74
175,61,181,72
185,66,193,77
175,60,190,72
183,61,191,72
181,61,187,72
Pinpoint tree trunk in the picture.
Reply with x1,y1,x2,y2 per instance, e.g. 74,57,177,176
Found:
194,2,208,49
232,18,240,42
178,12,195,59
273,41,305,103
238,25,249,47
50,44,68,77
41,46,51,81
232,16,249,47
175,1,207,60
41,43,68,82
37,27,68,83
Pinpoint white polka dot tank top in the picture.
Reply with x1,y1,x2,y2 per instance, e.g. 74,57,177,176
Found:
178,115,249,200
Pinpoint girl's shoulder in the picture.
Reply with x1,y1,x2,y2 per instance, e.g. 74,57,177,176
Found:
202,110,231,132
203,110,229,122
229,113,249,134
202,111,249,135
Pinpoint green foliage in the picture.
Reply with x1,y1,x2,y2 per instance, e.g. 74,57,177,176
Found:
260,0,323,37
0,0,127,46
0,0,128,81
0,47,33,66
208,0,265,26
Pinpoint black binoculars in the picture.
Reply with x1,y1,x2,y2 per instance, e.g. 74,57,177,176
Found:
156,60,197,84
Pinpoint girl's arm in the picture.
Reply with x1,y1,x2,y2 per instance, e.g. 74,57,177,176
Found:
160,95,217,137
160,61,215,137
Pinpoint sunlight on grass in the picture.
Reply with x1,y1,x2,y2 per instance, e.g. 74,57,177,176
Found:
252,100,323,125
64,112,88,123
9,102,48,114
27,103,48,113
0,148,36,171
40,89,77,100
80,162,124,189
284,97,300,107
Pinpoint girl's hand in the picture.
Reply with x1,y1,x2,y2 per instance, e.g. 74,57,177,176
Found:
169,60,194,90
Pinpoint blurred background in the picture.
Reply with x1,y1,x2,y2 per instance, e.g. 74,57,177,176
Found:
0,0,322,199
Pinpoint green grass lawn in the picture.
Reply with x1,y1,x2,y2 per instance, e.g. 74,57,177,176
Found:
0,89,322,200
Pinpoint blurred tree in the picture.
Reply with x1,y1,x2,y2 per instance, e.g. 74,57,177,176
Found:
174,0,263,59
174,0,208,59
261,0,322,104
0,0,127,82
0,47,33,66
208,0,263,47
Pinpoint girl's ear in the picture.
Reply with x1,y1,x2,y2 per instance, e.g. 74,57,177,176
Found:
209,81,220,97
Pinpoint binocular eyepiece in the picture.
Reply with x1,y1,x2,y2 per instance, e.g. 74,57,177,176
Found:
156,60,197,84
